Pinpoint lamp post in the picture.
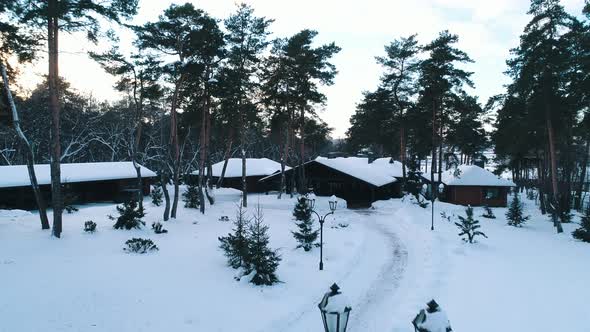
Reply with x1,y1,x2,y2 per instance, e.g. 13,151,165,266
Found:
318,283,352,332
306,194,337,271
422,183,444,231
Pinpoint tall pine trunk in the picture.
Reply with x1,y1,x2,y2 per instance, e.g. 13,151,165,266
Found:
546,108,563,233
198,83,208,214
48,0,63,238
161,174,171,221
278,124,289,199
241,130,247,208
575,137,589,210
400,125,407,192
217,128,233,188
1,63,50,230
299,106,306,194
170,74,183,219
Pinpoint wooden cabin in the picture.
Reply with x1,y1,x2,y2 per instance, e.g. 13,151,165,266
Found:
192,158,289,193
259,157,401,208
424,165,515,207
0,162,157,210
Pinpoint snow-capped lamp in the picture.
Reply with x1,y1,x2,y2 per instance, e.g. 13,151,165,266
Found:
411,299,452,332
329,195,338,212
438,183,445,194
318,283,352,332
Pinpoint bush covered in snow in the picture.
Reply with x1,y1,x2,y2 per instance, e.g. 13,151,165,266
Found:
455,206,487,243
573,205,590,243
151,222,168,234
506,193,529,227
151,184,163,206
64,192,79,214
482,205,496,219
84,220,97,233
112,200,145,230
292,195,318,251
123,238,158,254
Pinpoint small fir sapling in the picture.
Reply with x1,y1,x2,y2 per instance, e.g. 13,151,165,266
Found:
455,206,487,243
123,238,158,253
84,220,97,233
112,200,145,230
151,183,163,206
572,204,590,242
219,202,251,270
482,205,496,219
64,192,79,214
506,192,529,227
247,204,281,286
152,221,168,234
183,176,200,209
291,195,319,251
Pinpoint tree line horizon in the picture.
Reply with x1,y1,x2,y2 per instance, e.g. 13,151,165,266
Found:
1,0,589,237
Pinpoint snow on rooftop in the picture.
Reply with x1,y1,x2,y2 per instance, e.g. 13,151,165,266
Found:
194,158,289,178
371,158,407,178
315,157,397,187
438,165,515,187
0,162,156,189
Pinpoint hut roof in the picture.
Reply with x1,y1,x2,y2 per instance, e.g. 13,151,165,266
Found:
0,162,156,189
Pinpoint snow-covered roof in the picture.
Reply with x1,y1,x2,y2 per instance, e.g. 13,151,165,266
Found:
315,157,397,187
371,158,407,178
437,165,515,187
193,158,289,178
0,162,156,189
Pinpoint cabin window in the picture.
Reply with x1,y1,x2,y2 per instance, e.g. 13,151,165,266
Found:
483,188,500,200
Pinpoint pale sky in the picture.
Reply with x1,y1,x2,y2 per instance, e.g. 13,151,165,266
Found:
16,0,586,138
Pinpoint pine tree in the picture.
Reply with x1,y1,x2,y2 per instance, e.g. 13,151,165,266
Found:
482,205,496,219
506,193,529,227
151,184,163,206
219,203,251,269
292,196,318,251
247,204,281,285
455,206,487,243
183,178,200,209
572,204,590,242
113,200,145,230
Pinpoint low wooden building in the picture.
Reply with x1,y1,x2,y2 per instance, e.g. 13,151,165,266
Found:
260,157,401,208
0,162,157,210
425,165,515,207
193,158,289,193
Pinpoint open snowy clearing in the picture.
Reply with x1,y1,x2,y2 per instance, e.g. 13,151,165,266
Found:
1,189,589,332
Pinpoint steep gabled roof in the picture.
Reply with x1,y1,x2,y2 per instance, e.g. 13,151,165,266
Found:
0,162,156,189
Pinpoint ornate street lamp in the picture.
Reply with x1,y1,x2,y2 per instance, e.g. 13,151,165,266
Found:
318,283,351,332
422,183,445,231
306,194,337,270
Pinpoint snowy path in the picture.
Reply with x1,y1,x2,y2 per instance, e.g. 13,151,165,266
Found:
345,209,409,331
261,207,412,332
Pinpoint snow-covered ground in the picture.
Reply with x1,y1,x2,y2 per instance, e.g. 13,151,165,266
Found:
1,189,589,332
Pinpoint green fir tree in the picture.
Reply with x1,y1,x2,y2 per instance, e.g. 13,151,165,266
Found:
455,206,487,243
506,193,529,227
183,177,200,209
292,196,318,251
219,203,251,269
151,184,163,206
573,204,590,242
113,200,145,230
247,204,281,285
